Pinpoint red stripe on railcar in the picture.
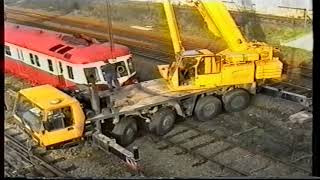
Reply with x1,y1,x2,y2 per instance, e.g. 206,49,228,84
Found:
5,57,76,90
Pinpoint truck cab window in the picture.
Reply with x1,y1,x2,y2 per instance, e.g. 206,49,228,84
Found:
15,96,44,133
45,107,73,131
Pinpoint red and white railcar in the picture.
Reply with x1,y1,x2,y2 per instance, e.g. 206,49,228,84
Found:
4,22,137,90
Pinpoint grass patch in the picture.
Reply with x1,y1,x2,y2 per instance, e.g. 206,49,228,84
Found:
279,46,313,66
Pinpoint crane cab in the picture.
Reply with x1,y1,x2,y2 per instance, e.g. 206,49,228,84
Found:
158,49,256,91
13,85,85,149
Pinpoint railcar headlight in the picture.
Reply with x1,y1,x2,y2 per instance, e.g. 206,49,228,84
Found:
117,65,125,74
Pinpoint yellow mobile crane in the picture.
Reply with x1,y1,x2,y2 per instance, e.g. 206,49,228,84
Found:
158,0,283,91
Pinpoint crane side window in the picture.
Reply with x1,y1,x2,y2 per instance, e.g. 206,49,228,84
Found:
47,59,54,72
5,45,11,56
198,57,221,74
197,58,205,75
67,65,74,79
213,56,222,73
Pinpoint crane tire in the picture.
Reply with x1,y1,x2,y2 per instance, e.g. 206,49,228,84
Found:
150,107,176,136
222,88,250,113
112,116,137,146
194,95,222,121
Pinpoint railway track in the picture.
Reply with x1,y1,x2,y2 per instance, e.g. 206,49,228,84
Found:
298,65,312,79
229,10,312,26
4,126,75,178
175,5,312,26
147,114,311,177
5,7,225,52
264,84,312,109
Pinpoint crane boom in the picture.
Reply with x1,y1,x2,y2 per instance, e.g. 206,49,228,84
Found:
163,0,185,56
191,0,248,52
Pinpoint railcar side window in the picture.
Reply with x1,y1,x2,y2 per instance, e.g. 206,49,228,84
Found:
20,50,24,61
17,49,21,59
29,53,35,65
5,45,11,56
34,55,40,67
47,59,54,72
58,62,63,73
67,65,74,79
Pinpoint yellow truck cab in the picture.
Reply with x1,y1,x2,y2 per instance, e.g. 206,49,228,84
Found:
13,85,85,148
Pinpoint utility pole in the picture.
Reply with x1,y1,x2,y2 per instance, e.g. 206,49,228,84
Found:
106,0,114,59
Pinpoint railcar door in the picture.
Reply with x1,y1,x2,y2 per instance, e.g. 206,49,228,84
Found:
56,61,66,88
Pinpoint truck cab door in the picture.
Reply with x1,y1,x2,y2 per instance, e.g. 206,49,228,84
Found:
42,106,79,147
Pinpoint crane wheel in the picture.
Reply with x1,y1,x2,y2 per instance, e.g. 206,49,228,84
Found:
194,96,222,121
150,107,176,136
112,117,138,146
222,88,250,113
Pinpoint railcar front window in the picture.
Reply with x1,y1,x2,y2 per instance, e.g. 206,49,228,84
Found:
5,45,11,56
127,58,135,74
15,95,43,133
101,61,129,80
116,61,129,77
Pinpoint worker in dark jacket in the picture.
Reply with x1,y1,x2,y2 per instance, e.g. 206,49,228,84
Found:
103,63,120,91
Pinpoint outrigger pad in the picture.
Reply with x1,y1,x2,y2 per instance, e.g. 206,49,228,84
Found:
91,132,141,172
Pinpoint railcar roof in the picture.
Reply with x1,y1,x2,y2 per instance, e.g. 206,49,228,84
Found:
5,22,130,64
